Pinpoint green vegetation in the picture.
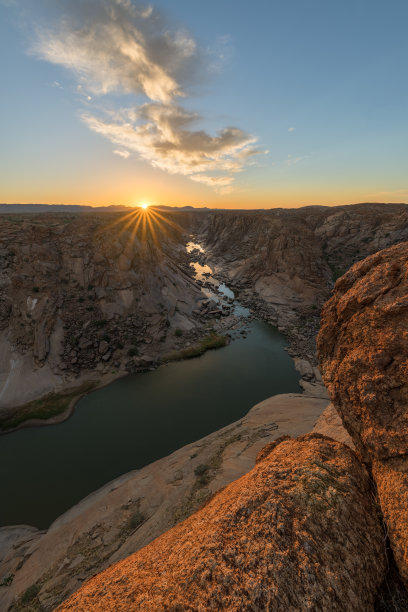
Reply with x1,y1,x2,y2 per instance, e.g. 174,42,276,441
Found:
194,464,211,487
0,382,97,431
173,432,242,524
20,583,41,605
165,333,228,362
127,510,145,531
175,328,183,337
0,573,14,587
119,500,145,538
32,286,39,293
328,262,346,282
128,347,138,357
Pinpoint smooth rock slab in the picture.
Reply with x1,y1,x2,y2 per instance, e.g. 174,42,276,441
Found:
58,434,386,612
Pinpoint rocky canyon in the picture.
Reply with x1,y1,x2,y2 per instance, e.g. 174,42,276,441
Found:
0,205,407,610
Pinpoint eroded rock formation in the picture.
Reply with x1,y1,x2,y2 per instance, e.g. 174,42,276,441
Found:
0,210,204,415
317,241,408,586
57,434,386,611
199,203,408,393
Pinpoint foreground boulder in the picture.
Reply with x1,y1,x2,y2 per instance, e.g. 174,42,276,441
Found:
373,459,408,586
317,242,408,462
317,242,408,586
58,434,386,611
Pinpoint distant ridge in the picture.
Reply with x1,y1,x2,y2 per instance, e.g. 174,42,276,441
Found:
0,202,406,214
0,203,211,214
0,204,129,214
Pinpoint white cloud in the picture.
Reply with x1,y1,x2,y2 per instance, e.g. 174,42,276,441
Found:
113,149,130,158
25,0,263,191
82,103,260,192
31,0,195,103
288,127,295,132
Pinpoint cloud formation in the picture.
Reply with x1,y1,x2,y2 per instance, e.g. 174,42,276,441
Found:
83,103,258,192
28,0,261,191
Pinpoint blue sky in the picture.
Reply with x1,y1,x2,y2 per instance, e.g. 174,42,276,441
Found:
1,0,407,208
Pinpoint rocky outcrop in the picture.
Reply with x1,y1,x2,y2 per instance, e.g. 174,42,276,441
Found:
1,203,407,415
0,394,328,611
0,210,205,415
312,403,354,448
317,242,408,586
372,459,408,586
317,242,408,462
200,203,408,389
58,434,386,611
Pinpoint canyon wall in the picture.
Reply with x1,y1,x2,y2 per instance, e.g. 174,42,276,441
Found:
0,209,203,418
55,239,408,612
0,203,407,415
199,203,408,391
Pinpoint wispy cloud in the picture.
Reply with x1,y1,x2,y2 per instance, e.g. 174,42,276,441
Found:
22,0,262,192
113,149,130,159
288,126,295,132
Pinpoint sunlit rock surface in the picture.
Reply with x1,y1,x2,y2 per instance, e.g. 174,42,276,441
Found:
317,241,408,586
57,434,386,611
0,394,328,611
318,241,408,462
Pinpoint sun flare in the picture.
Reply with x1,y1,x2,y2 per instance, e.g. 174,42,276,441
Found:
140,202,149,210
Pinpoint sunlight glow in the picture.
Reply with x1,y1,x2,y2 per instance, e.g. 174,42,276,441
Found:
99,205,182,257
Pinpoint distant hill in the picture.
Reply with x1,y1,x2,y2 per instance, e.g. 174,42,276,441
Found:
0,204,211,214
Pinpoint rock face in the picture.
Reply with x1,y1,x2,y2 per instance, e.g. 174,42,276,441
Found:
1,203,407,416
199,202,408,393
372,459,408,586
0,209,204,415
317,242,408,586
58,434,386,612
312,403,354,448
317,241,408,462
0,394,328,611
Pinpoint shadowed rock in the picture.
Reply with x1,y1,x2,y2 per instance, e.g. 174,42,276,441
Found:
57,434,386,611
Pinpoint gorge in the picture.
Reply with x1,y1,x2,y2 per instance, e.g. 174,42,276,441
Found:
0,203,408,610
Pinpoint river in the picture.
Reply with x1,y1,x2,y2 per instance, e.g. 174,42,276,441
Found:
0,244,301,529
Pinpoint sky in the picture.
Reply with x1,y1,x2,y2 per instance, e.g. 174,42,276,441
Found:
1,0,408,209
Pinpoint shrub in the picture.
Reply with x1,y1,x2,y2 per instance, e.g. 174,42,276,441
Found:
21,584,41,604
175,328,183,337
194,464,209,476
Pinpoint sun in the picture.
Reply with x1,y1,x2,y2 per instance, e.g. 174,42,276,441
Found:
140,202,149,210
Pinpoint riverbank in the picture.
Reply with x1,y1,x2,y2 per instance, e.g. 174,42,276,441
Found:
0,236,272,433
0,393,330,611
0,330,230,434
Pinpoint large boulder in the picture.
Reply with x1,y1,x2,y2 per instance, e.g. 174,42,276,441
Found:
317,242,408,587
58,434,386,611
317,242,408,463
